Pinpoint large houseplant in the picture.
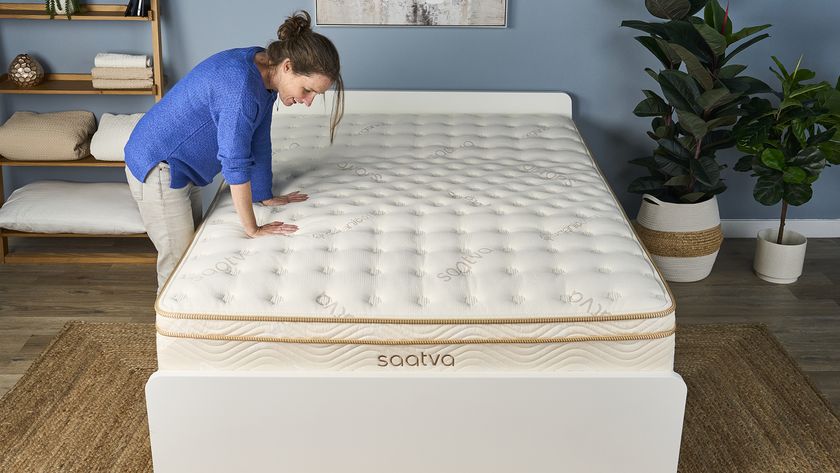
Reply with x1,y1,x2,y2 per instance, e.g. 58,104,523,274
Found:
733,56,840,283
622,0,772,282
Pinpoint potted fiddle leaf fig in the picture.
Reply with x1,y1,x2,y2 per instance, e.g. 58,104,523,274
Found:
733,56,840,284
622,0,772,282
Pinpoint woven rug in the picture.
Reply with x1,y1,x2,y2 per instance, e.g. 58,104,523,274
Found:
0,323,838,472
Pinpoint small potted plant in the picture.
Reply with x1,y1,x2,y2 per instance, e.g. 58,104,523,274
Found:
46,0,81,19
733,56,840,284
622,0,772,282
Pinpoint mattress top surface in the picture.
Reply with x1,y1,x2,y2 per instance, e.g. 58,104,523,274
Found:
157,112,674,323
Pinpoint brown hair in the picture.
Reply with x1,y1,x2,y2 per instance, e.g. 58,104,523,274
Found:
267,10,344,143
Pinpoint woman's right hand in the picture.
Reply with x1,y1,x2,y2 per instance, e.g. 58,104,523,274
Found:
246,221,298,238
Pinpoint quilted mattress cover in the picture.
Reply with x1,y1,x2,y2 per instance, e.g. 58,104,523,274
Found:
155,110,676,372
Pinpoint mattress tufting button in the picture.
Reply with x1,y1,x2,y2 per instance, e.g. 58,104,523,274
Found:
598,267,612,274
464,296,478,306
505,267,518,275
416,296,429,306
368,295,381,306
553,267,565,275
512,295,525,304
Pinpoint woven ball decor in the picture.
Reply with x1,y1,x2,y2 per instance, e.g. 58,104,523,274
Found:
8,54,45,88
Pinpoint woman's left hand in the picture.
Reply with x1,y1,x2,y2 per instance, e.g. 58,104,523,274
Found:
261,191,309,206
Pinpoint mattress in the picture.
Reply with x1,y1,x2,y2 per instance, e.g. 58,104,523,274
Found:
155,100,676,373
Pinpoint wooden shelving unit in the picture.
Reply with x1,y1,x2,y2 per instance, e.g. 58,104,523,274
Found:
0,2,153,21
0,0,163,264
0,73,157,95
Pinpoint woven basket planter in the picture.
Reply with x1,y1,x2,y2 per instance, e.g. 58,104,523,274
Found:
634,194,724,283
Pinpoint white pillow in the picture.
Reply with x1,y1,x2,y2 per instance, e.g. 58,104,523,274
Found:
90,113,144,161
0,181,145,234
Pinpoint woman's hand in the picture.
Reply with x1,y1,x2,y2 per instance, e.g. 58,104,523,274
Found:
261,191,308,206
246,221,299,238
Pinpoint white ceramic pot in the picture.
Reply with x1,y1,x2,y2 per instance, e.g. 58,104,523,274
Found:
753,228,807,284
634,194,724,283
53,0,75,15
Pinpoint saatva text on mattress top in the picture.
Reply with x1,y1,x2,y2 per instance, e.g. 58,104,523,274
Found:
156,113,674,322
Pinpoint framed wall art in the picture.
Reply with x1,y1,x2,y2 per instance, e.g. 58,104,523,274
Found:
315,0,508,28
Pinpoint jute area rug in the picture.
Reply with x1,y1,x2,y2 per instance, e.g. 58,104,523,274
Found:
1,323,839,472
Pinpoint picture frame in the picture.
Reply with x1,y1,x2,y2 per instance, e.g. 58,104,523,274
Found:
314,0,508,28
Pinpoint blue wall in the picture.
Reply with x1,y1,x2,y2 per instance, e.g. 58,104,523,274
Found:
2,0,838,219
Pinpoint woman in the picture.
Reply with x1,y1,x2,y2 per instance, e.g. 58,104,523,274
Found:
125,10,344,290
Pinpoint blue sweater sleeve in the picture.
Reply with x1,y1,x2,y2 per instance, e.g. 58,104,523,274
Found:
249,110,273,202
215,96,259,186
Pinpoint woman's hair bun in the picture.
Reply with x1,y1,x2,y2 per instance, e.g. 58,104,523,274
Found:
278,10,312,41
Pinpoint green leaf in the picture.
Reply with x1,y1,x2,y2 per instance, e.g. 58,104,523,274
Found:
807,127,836,146
705,115,738,129
664,175,692,186
634,97,672,117
720,76,773,95
687,0,707,16
735,120,771,154
668,42,714,90
680,192,708,203
784,183,813,206
761,148,785,171
628,176,667,194
635,36,678,68
754,175,784,205
701,129,736,153
782,166,807,184
621,20,668,37
791,120,807,147
646,0,692,20
654,153,690,177
658,138,694,160
704,0,732,36
778,98,801,114
791,68,816,83
722,33,770,65
788,147,826,176
690,155,721,186
677,109,709,138
789,83,830,99
660,20,714,63
734,155,754,172
771,56,791,80
658,69,702,114
727,24,771,45
694,22,727,57
698,88,737,111
819,141,840,165
645,68,660,82
718,64,747,79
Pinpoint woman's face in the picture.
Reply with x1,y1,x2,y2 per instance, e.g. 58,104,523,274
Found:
273,58,332,107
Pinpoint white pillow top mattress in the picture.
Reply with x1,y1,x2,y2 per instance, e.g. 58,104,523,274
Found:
155,112,676,372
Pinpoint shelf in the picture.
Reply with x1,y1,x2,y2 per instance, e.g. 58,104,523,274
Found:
0,73,156,95
0,3,150,21
0,156,126,167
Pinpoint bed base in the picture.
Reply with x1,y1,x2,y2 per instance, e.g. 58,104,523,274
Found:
146,371,686,473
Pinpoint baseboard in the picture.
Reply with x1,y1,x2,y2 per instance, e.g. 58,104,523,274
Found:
721,219,840,238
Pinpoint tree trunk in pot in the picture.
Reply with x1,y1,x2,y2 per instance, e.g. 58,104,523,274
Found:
634,194,723,283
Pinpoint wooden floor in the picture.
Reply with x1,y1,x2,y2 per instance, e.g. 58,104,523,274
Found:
1,237,838,415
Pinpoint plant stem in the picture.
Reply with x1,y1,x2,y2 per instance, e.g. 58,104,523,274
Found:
777,200,788,245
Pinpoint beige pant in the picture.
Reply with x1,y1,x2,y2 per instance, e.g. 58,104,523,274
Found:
126,163,202,291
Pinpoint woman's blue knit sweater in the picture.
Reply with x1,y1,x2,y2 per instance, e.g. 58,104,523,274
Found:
125,46,277,202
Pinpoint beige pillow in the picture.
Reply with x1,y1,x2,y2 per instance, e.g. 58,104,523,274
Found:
0,110,96,161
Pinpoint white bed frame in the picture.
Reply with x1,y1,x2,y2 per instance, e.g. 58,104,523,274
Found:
146,91,687,473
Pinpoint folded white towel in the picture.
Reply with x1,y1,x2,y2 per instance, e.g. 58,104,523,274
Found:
91,67,153,80
94,53,151,68
91,113,144,162
91,78,154,90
